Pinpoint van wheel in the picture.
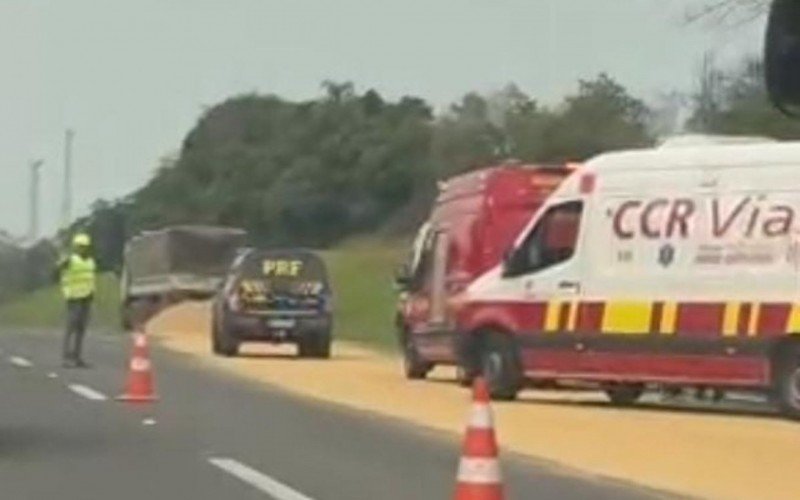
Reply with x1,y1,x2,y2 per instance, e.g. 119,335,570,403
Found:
403,336,433,380
772,347,800,419
480,332,522,401
605,384,644,406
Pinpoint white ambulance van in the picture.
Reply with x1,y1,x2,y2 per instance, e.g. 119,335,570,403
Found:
457,137,800,417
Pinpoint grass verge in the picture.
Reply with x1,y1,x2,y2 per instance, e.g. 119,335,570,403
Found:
0,273,121,332
321,238,406,352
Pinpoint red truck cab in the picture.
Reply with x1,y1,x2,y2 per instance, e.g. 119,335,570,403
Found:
395,162,571,380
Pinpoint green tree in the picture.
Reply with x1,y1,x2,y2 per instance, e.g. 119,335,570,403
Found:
687,56,800,139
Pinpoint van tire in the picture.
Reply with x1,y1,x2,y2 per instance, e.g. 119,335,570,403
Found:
403,336,433,380
605,384,644,406
772,346,800,419
480,332,522,401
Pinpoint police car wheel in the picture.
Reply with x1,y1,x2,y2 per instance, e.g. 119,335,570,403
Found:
214,315,239,357
403,337,432,380
211,318,222,354
775,353,800,419
299,331,331,359
481,333,521,401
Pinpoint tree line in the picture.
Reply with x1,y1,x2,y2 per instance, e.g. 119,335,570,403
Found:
49,54,800,280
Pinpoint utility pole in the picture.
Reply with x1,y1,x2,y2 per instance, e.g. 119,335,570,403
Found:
61,128,74,230
28,159,43,242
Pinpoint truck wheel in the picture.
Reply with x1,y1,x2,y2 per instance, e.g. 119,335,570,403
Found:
772,347,800,419
403,336,433,380
605,384,644,406
480,332,522,401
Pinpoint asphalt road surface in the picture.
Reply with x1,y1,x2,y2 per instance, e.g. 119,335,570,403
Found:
0,331,665,500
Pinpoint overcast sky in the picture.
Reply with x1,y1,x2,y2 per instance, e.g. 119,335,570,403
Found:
0,0,764,237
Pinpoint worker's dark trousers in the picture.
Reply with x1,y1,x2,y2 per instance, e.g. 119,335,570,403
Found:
63,298,92,362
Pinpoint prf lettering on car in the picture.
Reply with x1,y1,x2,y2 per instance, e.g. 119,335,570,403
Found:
262,259,303,277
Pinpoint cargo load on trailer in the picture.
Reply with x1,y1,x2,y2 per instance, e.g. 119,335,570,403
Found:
120,225,247,328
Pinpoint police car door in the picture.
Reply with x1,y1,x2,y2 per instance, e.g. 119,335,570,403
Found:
503,200,585,331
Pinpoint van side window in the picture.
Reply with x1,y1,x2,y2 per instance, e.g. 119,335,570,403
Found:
409,229,436,291
506,201,583,277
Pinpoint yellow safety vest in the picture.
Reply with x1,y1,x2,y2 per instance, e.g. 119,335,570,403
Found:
61,254,96,300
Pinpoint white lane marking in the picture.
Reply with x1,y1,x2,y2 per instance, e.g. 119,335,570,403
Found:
9,356,32,368
208,457,315,500
142,418,157,426
68,384,108,401
47,372,59,379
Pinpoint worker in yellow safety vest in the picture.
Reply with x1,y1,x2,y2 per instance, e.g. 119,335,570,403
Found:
57,233,97,368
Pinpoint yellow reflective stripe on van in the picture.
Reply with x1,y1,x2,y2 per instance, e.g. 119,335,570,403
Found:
544,301,562,332
601,301,652,335
722,302,740,337
747,303,761,337
787,304,800,334
659,302,678,335
566,300,579,332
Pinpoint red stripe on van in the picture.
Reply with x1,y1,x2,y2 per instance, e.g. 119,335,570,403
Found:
576,302,604,333
758,303,791,336
527,303,548,331
677,303,724,338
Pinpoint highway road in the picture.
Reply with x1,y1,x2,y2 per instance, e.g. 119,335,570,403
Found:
0,331,662,500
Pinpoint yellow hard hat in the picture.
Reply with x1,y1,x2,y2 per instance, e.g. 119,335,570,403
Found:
72,233,91,247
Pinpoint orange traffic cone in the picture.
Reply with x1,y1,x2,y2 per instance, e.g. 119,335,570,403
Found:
117,331,158,403
454,377,504,500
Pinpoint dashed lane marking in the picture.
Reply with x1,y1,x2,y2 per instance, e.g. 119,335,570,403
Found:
208,457,315,500
68,384,108,401
9,356,33,368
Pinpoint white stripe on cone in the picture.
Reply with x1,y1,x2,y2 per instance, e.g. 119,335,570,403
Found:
134,334,147,348
468,403,494,429
130,357,151,371
457,457,502,484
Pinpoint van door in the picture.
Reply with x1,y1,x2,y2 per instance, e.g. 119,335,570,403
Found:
503,200,584,347
406,228,455,361
417,229,456,360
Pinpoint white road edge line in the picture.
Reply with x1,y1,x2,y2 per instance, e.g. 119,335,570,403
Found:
68,384,108,401
208,457,315,500
9,356,33,368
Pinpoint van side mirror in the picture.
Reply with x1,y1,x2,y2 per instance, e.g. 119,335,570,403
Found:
394,264,412,289
766,0,800,115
